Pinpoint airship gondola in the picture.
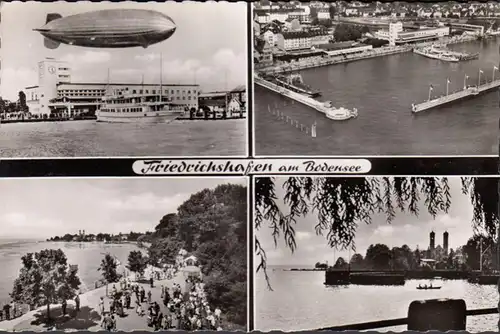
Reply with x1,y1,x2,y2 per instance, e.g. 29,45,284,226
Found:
34,9,177,49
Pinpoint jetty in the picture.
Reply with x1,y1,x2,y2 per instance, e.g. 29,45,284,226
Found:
255,75,357,120
412,79,500,113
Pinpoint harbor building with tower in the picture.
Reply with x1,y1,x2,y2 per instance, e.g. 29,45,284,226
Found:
25,58,200,118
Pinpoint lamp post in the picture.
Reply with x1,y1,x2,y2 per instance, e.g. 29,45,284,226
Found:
428,85,433,101
446,78,450,96
479,69,483,87
494,66,499,82
464,74,469,90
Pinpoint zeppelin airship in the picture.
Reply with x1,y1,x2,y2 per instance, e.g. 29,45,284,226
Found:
34,9,177,49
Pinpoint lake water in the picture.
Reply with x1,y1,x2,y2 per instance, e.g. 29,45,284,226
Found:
255,39,500,156
0,119,246,157
255,267,499,332
0,240,140,306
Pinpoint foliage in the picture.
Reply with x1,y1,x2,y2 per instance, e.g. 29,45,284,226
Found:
364,37,389,48
148,237,184,267
148,183,247,327
464,235,497,271
350,253,364,269
333,257,348,269
127,250,148,276
366,244,392,269
10,249,81,320
18,91,28,113
255,177,498,287
315,262,328,269
334,23,364,42
98,254,119,284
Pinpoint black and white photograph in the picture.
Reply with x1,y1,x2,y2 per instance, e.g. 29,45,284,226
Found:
0,178,247,331
255,176,499,331
253,1,499,156
0,1,247,157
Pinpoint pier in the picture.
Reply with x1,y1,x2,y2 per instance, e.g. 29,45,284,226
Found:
255,76,356,119
412,78,500,113
255,76,329,113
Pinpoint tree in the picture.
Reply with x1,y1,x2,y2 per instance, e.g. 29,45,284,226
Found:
255,177,498,287
127,250,148,278
333,257,348,269
18,91,28,113
350,253,364,269
148,183,247,328
10,249,81,321
366,244,392,270
0,98,5,115
98,253,119,295
328,4,337,18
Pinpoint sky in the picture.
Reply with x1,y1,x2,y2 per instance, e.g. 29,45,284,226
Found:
256,177,480,267
0,177,246,240
0,1,247,101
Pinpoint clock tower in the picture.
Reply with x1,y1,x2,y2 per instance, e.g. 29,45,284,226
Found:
37,58,71,114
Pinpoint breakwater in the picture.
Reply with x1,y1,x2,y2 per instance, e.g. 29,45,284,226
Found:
324,270,498,286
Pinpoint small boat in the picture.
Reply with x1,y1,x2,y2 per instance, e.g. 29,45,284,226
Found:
416,285,441,290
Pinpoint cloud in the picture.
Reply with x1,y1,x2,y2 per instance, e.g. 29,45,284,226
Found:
296,231,312,241
60,51,112,66
1,67,38,101
134,53,162,62
373,225,394,237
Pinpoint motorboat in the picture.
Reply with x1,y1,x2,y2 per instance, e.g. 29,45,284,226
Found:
416,285,441,290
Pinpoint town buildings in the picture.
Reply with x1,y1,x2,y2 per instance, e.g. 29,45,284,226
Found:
26,58,199,117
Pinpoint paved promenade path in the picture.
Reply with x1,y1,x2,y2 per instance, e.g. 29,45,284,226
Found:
2,273,186,332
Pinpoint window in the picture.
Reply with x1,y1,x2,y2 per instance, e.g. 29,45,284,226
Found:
146,90,149,94
133,90,136,94
152,90,156,94
140,90,143,94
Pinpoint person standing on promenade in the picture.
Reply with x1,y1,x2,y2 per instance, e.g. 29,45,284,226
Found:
75,295,80,313
150,276,154,288
112,315,117,331
11,301,16,319
99,297,105,316
61,299,67,316
4,302,11,320
140,286,145,303
147,290,152,304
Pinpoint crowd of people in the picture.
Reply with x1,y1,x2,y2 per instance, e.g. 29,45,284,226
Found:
97,264,223,331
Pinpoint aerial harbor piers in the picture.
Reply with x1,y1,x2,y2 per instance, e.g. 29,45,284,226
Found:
412,78,500,113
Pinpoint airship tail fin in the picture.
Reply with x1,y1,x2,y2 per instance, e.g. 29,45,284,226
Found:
44,38,60,50
46,13,62,24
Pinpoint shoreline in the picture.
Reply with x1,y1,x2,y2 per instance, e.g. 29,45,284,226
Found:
257,35,480,75
1,117,246,125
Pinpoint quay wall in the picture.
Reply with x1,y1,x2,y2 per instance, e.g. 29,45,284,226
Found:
257,35,478,75
324,270,473,285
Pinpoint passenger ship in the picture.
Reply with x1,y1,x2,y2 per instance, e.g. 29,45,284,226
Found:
96,89,185,123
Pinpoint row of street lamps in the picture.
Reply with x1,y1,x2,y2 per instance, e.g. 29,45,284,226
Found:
428,65,500,101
